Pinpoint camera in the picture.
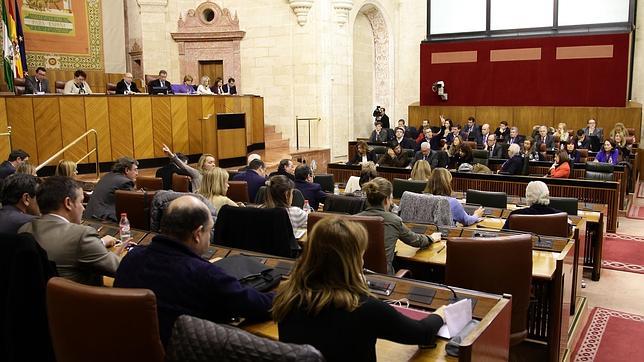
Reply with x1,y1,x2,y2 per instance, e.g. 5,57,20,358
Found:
373,106,382,117
431,81,448,101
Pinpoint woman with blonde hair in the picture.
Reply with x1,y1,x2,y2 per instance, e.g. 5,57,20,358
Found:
409,160,432,181
553,122,570,143
197,167,238,212
162,143,216,191
273,217,444,361
196,76,214,95
425,168,483,226
609,122,631,139
16,163,37,176
54,159,77,177
262,175,307,234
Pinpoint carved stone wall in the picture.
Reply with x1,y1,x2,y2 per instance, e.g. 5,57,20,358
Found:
363,4,391,112
171,1,245,88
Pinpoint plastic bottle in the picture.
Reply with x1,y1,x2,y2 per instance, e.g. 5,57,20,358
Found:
119,213,131,243
303,200,312,213
334,184,340,195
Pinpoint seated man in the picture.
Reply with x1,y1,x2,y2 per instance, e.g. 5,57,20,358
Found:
294,165,327,211
148,70,174,95
416,127,442,151
155,152,191,190
24,66,49,94
377,143,409,169
412,142,448,169
115,72,141,94
84,157,138,221
114,196,274,345
508,127,524,145
238,153,261,172
19,176,123,286
268,159,296,180
222,77,237,95
232,158,267,202
393,127,417,150
502,181,563,230
397,119,418,139
369,121,388,143
573,129,591,149
498,144,523,175
445,124,461,145
534,125,555,150
0,149,30,180
63,69,93,94
485,135,506,158
0,174,40,233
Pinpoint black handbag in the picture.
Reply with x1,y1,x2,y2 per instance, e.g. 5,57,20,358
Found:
213,255,283,292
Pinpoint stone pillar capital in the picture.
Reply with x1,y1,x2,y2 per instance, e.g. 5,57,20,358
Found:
289,0,314,26
333,0,353,26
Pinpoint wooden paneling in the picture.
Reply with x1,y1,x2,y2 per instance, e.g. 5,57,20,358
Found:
34,98,63,165
0,98,9,161
187,96,203,154
6,98,37,163
241,97,254,144
170,97,189,154
553,107,597,131
108,97,134,158
475,107,513,127
85,97,111,162
131,97,154,159
58,97,87,163
252,97,265,144
46,70,107,93
151,97,173,158
217,129,247,159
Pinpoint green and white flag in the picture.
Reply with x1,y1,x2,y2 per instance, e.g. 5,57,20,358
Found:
2,0,14,92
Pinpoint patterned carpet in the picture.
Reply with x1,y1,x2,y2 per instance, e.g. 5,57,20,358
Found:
602,233,644,275
573,307,644,361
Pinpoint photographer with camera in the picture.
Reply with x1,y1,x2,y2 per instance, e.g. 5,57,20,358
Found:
373,106,390,129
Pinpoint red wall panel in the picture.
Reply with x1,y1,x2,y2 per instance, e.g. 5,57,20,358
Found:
419,33,630,107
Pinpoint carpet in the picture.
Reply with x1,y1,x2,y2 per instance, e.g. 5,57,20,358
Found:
637,181,644,199
573,307,644,362
602,233,644,275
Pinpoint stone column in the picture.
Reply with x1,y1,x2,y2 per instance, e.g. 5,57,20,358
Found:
137,0,172,78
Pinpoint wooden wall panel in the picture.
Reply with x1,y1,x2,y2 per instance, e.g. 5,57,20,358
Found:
475,107,513,127
108,97,134,158
34,98,63,165
6,98,37,163
217,129,246,158
84,97,110,162
46,70,107,94
252,97,265,144
187,96,203,154
240,97,254,145
170,97,189,154
151,97,172,158
0,98,9,161
553,107,598,132
58,97,87,164
131,97,154,159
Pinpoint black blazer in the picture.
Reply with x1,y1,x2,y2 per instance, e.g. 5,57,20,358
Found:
395,137,417,150
534,134,555,150
499,155,523,175
508,135,525,146
494,128,510,141
413,150,448,168
115,79,141,94
369,130,388,143
350,151,377,165
487,143,506,159
222,84,237,95
148,79,174,94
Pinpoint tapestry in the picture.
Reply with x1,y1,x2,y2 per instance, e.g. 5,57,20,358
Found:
20,0,103,70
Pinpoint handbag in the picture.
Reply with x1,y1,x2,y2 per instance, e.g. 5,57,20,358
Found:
213,255,283,292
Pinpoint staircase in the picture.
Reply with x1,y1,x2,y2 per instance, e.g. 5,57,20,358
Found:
262,124,292,172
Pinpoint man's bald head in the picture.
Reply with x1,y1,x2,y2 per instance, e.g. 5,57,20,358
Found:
161,196,212,252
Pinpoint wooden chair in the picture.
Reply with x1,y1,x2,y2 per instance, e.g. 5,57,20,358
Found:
171,174,191,192
55,80,65,94
227,181,249,203
13,78,26,95
115,190,157,231
136,176,163,191
507,212,569,237
106,83,117,95
47,277,165,362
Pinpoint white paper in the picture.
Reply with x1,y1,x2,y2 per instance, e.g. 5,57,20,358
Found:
344,176,361,193
294,228,306,239
437,298,473,338
430,232,443,242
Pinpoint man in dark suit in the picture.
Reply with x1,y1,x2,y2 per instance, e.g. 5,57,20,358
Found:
396,119,418,140
294,165,327,211
115,72,141,94
502,181,564,230
83,157,138,221
460,116,481,142
222,77,237,95
148,70,174,95
0,174,40,233
508,127,525,146
412,142,449,168
494,121,510,142
498,144,523,175
534,126,555,150
393,127,417,150
232,159,267,202
369,122,388,143
24,67,49,94
583,118,604,142
0,149,30,180
485,135,506,159
573,129,591,149
478,123,492,147
416,127,442,151
19,176,125,286
373,107,390,128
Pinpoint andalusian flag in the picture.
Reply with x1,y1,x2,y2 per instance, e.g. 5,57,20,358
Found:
12,0,27,78
2,0,14,91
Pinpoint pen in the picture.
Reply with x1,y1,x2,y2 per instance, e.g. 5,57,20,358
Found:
436,245,446,254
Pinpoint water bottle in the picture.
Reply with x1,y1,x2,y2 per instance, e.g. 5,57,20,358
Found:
310,159,317,171
119,213,131,243
303,200,312,213
334,184,340,195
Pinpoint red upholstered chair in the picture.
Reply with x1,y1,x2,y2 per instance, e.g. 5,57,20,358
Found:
13,78,26,95
136,176,163,191
47,277,165,362
577,148,588,163
55,80,65,94
446,234,532,346
227,181,249,203
106,83,117,95
507,212,569,237
115,190,156,231
171,173,191,192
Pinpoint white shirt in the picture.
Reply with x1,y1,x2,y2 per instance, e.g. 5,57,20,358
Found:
197,84,214,95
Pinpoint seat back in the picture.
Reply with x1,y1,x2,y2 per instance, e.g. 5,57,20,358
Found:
166,315,324,362
227,181,249,203
136,176,163,191
215,206,296,257
14,78,25,95
446,235,532,345
171,173,191,192
145,74,159,85
520,154,530,175
46,277,165,362
55,80,65,94
322,194,366,214
106,82,117,95
392,178,427,199
465,189,507,209
255,186,304,208
115,190,156,230
577,148,588,163
464,141,477,150
507,212,569,237
313,174,334,193
399,191,453,226
585,162,614,181
308,213,387,274
401,148,415,158
472,149,489,166
549,197,578,216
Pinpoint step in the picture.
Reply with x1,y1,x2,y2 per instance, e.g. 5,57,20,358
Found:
264,125,276,134
266,138,290,149
265,131,284,142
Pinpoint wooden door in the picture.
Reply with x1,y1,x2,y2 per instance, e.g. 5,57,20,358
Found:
198,61,224,86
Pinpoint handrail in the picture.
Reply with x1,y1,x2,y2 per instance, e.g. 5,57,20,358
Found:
35,129,100,179
0,126,12,150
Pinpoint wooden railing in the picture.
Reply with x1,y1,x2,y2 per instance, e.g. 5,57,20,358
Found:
35,129,99,179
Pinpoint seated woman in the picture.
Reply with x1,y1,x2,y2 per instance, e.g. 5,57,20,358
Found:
609,122,632,140
16,163,37,176
350,140,377,165
498,144,523,175
162,143,216,190
553,122,570,144
521,138,541,161
595,140,620,165
376,143,408,168
447,135,462,158
196,76,215,95
409,160,432,181
454,143,473,168
273,217,444,362
262,175,307,235
197,167,239,213
502,181,562,229
612,132,630,161
54,160,78,177
547,151,571,178
174,75,196,94
425,168,483,226
357,178,431,274
564,142,580,163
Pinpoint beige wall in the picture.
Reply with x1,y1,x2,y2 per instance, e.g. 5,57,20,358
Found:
102,0,127,73
629,0,644,142
353,11,374,139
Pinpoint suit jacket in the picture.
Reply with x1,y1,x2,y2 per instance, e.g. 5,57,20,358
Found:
18,214,120,286
395,137,417,150
0,160,16,180
413,150,448,169
148,79,174,94
416,134,442,151
461,125,481,142
584,127,604,142
0,205,37,234
377,153,409,168
573,137,591,149
155,163,192,190
222,84,237,95
499,155,523,175
211,85,226,94
232,170,267,202
369,130,388,143
380,114,390,129
508,135,525,146
83,172,135,221
115,79,141,94
350,151,377,165
24,76,49,94
294,179,327,211
534,134,555,150
494,128,510,141
487,143,505,159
